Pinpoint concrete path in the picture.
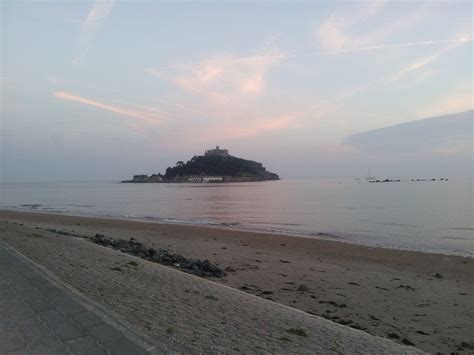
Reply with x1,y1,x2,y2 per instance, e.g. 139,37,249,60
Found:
0,243,152,354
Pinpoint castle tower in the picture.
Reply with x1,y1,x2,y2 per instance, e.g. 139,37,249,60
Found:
205,146,229,157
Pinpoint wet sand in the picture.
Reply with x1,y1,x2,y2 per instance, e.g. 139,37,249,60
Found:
1,209,472,354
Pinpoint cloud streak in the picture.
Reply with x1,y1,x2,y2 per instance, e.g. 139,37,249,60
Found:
54,91,163,125
295,33,472,123
150,36,473,72
314,2,455,55
318,36,473,55
386,37,471,82
316,0,388,51
74,0,116,64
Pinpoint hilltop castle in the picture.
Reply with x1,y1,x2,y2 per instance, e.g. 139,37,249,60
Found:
205,146,229,157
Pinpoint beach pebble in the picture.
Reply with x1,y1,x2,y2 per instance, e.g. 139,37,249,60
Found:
297,284,309,292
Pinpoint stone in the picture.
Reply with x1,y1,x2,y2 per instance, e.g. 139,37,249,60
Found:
89,323,124,343
0,332,26,352
103,337,149,355
28,335,68,353
16,320,50,338
25,298,56,313
38,310,69,325
49,322,86,341
90,234,226,277
70,311,104,328
66,336,108,355
297,284,309,292
55,299,87,314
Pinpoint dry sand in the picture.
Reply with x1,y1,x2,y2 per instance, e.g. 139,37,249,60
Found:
1,209,472,354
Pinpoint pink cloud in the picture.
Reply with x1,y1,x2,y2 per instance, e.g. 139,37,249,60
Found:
54,91,163,125
147,47,283,105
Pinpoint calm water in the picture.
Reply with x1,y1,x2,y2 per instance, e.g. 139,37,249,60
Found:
1,179,472,257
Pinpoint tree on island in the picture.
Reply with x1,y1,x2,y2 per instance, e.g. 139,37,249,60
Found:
164,154,279,180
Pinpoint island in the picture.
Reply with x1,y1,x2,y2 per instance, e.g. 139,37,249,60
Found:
122,146,280,183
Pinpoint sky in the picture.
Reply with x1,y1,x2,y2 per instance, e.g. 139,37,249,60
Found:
1,0,473,182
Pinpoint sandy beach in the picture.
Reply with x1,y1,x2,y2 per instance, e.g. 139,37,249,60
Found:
1,209,472,354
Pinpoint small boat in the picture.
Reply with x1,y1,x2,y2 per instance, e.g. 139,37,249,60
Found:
365,168,376,181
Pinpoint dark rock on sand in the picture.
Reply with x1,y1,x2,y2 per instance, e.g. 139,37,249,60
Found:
460,341,474,350
401,338,415,346
297,284,309,292
387,332,400,339
91,234,225,278
319,300,347,308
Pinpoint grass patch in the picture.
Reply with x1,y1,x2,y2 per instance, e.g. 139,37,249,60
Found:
286,328,308,337
28,234,45,239
166,326,176,334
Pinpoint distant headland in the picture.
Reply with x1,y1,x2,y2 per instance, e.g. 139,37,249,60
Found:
122,146,280,183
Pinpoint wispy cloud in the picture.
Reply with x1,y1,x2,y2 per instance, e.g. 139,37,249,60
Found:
318,36,473,55
146,44,292,144
316,0,387,51
316,2,434,54
149,36,473,73
54,91,163,125
73,0,116,64
296,33,472,123
147,46,283,105
145,31,472,145
386,37,471,82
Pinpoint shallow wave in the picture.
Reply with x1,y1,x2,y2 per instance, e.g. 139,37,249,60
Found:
3,205,473,258
382,222,421,228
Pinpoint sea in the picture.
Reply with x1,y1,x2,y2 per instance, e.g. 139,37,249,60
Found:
1,178,472,257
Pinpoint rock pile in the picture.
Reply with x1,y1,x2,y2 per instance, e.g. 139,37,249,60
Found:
91,234,225,278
